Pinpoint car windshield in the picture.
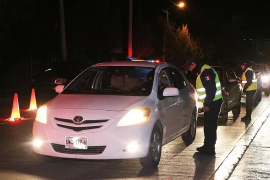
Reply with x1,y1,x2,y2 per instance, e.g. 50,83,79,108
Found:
62,66,154,96
254,65,266,73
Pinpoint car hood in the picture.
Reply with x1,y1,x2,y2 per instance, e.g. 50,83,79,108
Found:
49,94,149,111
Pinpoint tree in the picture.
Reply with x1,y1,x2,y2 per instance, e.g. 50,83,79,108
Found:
166,23,204,67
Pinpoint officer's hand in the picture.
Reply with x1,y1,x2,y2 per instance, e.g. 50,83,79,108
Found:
203,106,210,112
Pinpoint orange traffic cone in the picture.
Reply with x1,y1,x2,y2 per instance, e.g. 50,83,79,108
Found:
28,88,37,111
9,93,21,121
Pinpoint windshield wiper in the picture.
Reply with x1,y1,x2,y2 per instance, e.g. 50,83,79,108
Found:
96,89,127,94
62,89,93,94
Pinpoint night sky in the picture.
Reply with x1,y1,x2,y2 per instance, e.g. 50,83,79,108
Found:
9,0,270,40
4,0,270,61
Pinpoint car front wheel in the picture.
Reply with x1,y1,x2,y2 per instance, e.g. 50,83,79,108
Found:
232,96,241,118
255,89,262,104
220,100,228,123
140,126,162,168
265,87,269,96
182,110,197,146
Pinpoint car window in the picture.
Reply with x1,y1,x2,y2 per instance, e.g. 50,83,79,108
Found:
168,67,187,89
157,69,171,98
184,71,197,87
226,67,237,80
62,66,154,96
158,69,170,88
212,67,224,82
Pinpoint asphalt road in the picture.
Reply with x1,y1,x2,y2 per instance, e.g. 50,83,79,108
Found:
0,96,270,180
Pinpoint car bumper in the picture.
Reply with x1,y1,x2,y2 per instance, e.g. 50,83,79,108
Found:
262,82,269,89
197,101,204,114
32,120,152,159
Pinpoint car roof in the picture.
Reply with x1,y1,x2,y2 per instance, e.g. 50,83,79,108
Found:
92,61,165,68
210,65,222,68
207,63,223,68
255,63,267,66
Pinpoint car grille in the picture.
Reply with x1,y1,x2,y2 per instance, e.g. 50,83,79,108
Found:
54,117,109,125
51,143,106,155
54,117,109,132
57,124,102,131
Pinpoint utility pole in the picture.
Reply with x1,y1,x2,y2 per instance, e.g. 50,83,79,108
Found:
163,10,169,62
128,0,133,57
60,0,67,61
162,2,185,62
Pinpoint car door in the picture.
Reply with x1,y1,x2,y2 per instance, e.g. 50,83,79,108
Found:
157,68,182,140
168,67,189,132
225,67,241,109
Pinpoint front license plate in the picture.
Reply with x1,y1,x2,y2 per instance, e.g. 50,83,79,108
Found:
65,136,88,149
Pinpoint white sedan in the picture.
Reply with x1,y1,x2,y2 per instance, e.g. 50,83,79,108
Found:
33,61,198,168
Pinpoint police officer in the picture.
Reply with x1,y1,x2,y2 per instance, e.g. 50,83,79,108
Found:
185,58,222,155
241,62,257,121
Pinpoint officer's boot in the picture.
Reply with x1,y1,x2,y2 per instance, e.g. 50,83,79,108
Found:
202,146,216,156
196,145,206,152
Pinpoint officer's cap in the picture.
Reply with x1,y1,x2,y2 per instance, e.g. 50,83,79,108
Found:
185,57,199,69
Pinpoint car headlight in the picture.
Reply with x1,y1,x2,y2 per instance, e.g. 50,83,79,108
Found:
262,76,269,82
35,106,47,124
117,108,151,126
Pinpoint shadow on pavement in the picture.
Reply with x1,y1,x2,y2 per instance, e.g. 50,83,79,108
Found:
193,152,216,180
137,167,159,177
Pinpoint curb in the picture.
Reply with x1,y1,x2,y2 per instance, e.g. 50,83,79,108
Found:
212,105,270,180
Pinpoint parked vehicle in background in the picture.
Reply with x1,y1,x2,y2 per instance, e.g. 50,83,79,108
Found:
182,63,242,122
253,63,270,97
30,61,91,93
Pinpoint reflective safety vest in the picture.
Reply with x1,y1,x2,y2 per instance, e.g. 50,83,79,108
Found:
241,68,257,91
196,64,222,103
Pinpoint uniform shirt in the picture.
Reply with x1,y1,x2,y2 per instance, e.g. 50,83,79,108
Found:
200,68,217,107
243,69,253,92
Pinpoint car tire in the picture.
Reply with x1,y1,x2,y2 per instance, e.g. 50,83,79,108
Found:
265,88,269,96
255,89,262,104
140,125,162,168
220,100,228,123
182,110,197,146
232,96,241,118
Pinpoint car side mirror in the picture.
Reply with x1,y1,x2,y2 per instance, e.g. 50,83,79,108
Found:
55,85,65,93
54,78,68,85
163,87,179,97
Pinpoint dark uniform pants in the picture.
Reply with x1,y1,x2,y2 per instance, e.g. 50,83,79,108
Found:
204,99,222,149
246,90,256,118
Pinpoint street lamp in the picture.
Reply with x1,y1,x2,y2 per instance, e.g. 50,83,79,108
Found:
163,1,185,62
128,0,133,57
178,2,185,8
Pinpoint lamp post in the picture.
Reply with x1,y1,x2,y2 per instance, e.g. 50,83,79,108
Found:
163,1,185,62
59,0,67,61
128,0,133,57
